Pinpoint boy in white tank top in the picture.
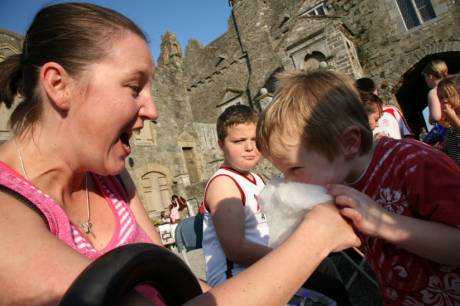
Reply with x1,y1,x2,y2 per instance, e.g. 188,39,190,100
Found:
202,104,270,286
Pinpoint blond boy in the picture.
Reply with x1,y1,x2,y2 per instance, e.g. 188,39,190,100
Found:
257,70,460,306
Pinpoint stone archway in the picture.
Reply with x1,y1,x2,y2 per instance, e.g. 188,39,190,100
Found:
393,51,460,137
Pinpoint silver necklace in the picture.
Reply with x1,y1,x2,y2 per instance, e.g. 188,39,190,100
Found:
14,139,29,180
80,174,94,237
14,139,94,236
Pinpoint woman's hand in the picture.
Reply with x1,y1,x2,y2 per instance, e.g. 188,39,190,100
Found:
302,202,361,253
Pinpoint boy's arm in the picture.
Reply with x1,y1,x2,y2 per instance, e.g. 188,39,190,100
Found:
207,176,272,266
329,184,460,267
428,88,442,123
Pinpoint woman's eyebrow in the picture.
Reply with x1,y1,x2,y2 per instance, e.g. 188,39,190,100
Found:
125,70,154,84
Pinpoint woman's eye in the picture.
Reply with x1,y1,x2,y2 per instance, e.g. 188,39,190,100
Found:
129,85,141,97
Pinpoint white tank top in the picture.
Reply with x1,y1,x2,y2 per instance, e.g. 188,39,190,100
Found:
202,167,269,286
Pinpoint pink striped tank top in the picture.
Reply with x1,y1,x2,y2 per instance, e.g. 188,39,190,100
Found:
0,161,166,304
0,161,152,259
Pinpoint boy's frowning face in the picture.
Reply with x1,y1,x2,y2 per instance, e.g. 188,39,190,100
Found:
269,132,351,186
219,122,261,173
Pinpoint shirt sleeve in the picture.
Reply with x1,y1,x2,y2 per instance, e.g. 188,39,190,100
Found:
404,147,460,227
375,113,402,139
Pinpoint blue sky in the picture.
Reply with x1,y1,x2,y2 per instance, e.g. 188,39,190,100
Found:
0,0,231,60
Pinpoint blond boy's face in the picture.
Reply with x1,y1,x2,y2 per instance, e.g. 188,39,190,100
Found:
219,122,261,173
269,132,350,186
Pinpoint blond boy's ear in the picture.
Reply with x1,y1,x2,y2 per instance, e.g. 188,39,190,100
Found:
341,126,362,160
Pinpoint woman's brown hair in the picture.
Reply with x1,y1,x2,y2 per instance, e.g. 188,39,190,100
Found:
0,2,147,135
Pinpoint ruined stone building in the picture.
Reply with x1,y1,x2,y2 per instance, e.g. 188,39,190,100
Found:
1,0,459,221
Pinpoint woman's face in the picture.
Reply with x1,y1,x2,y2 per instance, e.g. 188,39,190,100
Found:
69,31,157,175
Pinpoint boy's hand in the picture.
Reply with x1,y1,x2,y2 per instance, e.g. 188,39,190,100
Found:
303,202,361,253
327,184,389,238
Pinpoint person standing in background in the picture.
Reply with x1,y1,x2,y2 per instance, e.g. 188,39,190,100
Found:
356,77,413,139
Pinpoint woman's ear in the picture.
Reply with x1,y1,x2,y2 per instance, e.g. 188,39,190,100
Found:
341,126,362,160
39,62,72,112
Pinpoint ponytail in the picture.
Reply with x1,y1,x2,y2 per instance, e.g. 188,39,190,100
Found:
0,54,23,108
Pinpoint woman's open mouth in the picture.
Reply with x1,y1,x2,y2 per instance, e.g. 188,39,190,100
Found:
120,131,132,155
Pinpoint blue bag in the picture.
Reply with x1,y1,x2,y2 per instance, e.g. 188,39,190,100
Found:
422,123,448,145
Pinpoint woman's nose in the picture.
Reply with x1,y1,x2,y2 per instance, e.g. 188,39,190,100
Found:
140,93,158,121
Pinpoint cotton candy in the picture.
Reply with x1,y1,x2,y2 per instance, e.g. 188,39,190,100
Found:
259,176,333,247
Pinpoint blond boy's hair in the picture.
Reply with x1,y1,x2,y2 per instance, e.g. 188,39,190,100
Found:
256,70,372,161
437,75,460,111
422,59,448,79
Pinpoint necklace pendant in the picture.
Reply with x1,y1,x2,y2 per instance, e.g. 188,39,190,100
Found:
80,221,93,234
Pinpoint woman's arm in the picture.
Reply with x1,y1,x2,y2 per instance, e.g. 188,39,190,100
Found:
0,192,91,306
184,203,360,306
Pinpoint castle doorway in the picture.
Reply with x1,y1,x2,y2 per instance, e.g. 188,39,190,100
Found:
141,171,171,219
394,52,460,137
182,147,200,184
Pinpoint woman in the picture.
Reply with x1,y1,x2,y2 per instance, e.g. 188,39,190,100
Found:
0,3,359,306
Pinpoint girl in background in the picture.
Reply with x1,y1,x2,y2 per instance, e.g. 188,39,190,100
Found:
359,91,383,135
437,75,460,166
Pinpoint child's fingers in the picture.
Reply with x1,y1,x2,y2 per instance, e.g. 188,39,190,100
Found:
340,207,362,225
334,194,357,209
327,183,357,198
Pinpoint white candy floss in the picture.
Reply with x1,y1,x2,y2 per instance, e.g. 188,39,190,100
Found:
259,176,333,247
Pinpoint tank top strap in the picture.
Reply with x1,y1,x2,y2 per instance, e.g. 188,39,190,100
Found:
0,161,74,247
